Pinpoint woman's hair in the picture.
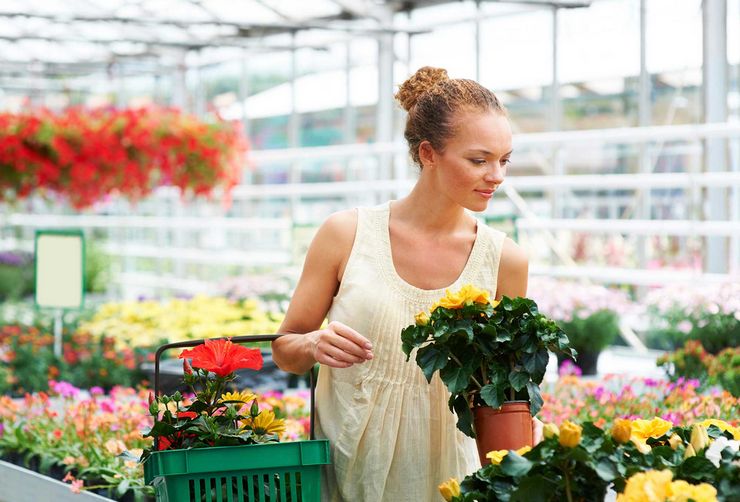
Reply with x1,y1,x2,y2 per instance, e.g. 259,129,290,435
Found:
395,66,507,166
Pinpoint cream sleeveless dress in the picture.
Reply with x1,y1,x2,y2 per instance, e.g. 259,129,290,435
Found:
315,201,507,502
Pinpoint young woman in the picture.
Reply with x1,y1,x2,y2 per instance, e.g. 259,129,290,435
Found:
272,66,530,501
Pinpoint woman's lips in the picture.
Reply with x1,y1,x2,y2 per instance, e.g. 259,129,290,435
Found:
475,189,495,199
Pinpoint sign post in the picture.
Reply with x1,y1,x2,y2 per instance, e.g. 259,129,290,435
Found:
34,230,85,358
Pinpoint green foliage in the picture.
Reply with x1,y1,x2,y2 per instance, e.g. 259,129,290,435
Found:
657,340,740,397
556,309,620,353
401,295,575,438
451,422,740,502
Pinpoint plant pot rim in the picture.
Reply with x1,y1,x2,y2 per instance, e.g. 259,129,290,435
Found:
473,399,530,409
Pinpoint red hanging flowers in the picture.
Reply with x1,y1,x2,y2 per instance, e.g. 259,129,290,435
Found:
179,338,263,377
0,106,249,209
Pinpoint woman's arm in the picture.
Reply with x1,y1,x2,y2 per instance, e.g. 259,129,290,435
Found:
495,237,529,299
271,210,374,375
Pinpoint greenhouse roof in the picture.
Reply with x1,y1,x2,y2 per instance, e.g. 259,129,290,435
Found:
0,0,590,81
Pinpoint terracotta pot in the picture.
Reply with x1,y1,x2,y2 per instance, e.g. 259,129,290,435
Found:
473,401,533,465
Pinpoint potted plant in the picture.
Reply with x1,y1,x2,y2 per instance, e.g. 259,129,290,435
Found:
142,335,330,502
401,285,576,464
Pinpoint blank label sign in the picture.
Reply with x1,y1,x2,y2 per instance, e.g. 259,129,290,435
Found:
35,233,84,309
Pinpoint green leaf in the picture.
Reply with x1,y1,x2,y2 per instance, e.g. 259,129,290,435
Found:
480,383,505,409
508,369,530,392
451,394,475,438
500,451,533,477
415,344,449,383
526,381,543,416
510,474,557,502
676,456,718,482
440,363,474,394
522,349,549,378
593,459,618,482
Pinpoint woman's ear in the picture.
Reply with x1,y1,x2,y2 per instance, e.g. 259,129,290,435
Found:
418,141,436,169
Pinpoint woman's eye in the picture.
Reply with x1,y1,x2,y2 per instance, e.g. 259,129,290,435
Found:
470,159,486,165
502,158,511,166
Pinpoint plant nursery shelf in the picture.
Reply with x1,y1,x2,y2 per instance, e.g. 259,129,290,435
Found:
0,460,114,502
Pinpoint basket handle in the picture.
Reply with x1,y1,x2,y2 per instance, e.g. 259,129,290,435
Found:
153,334,317,441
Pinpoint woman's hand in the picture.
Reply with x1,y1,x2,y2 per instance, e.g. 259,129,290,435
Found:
532,417,544,445
308,321,374,368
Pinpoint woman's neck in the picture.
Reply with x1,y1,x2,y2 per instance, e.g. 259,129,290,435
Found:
392,179,473,235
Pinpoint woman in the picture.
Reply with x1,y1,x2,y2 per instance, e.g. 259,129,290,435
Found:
272,66,530,501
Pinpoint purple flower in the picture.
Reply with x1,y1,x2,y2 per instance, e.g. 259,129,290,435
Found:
0,422,4,438
0,251,32,268
90,386,104,396
644,378,660,388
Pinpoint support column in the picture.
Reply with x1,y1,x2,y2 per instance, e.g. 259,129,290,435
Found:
703,0,728,273
636,0,652,273
377,7,395,202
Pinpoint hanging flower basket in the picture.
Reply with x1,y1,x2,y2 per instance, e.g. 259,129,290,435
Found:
0,106,248,209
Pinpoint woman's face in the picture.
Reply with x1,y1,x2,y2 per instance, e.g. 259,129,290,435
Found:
426,111,512,212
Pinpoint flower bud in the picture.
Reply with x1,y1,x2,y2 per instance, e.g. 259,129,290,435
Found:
690,424,709,452
250,399,260,418
559,421,582,448
172,391,182,402
684,443,696,459
414,311,429,326
148,392,154,406
611,418,632,444
183,359,193,376
543,423,559,439
668,433,682,450
438,478,461,501
148,398,159,416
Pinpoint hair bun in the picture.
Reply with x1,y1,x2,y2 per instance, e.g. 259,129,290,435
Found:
395,66,449,111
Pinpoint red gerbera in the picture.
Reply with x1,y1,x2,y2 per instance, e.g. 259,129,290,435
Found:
178,338,263,377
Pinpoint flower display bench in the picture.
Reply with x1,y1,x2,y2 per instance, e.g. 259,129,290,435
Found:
0,460,114,502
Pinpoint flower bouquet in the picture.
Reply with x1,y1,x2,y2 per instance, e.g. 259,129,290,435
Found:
142,335,330,502
401,285,575,463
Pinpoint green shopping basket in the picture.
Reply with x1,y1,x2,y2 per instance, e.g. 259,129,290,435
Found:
143,334,330,502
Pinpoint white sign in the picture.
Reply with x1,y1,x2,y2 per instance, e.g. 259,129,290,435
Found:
35,231,84,310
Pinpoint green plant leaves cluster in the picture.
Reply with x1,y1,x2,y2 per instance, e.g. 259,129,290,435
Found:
450,423,739,502
401,296,576,437
141,368,279,462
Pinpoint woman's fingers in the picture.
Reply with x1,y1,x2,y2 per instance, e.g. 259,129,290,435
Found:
311,321,373,368
532,417,544,444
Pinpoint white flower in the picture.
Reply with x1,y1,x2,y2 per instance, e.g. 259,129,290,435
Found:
704,436,740,467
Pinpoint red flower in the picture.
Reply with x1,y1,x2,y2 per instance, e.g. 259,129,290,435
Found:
178,338,263,377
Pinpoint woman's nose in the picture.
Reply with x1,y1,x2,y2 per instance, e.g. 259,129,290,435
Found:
484,163,505,183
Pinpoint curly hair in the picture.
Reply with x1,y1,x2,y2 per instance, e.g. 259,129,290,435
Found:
395,66,507,167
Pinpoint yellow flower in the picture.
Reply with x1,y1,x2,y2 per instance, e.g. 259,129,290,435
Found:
414,311,429,326
559,421,582,448
543,423,559,439
611,418,632,444
631,417,673,444
486,449,508,465
690,424,709,452
515,445,532,456
668,480,718,502
698,419,740,440
438,478,461,501
616,470,673,502
668,434,683,450
683,444,696,459
243,410,286,436
219,391,257,405
431,284,490,311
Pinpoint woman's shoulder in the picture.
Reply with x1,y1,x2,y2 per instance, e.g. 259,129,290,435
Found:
311,209,358,255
